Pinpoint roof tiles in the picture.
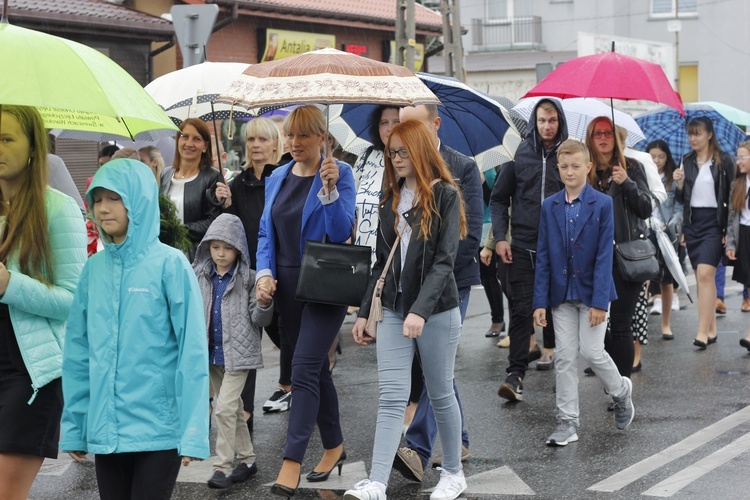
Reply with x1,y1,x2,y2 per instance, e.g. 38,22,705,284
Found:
232,0,443,29
7,0,170,27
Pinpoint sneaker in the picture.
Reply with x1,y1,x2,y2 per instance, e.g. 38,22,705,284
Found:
207,470,233,489
431,444,470,467
344,479,387,500
263,388,291,413
229,462,257,483
393,447,423,482
649,297,662,315
716,298,727,314
546,420,579,446
672,295,681,311
498,375,523,402
612,377,635,430
430,468,467,500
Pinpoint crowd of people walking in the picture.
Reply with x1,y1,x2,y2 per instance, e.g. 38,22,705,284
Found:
1,92,749,500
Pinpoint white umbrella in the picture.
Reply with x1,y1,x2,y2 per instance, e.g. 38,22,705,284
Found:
652,225,693,303
145,61,252,123
513,97,645,146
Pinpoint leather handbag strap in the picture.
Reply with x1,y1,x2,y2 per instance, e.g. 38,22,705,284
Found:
377,234,401,283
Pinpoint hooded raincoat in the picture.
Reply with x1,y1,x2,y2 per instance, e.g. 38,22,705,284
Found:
61,159,210,459
193,213,273,371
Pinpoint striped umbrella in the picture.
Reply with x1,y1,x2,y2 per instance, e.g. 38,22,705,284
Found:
634,104,746,159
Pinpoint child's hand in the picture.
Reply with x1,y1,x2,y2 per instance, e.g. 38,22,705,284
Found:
68,451,88,462
181,456,202,467
403,313,425,338
533,308,547,327
589,307,606,327
256,277,276,304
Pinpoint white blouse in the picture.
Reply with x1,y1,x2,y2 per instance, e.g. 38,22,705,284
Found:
690,159,717,208
168,173,198,224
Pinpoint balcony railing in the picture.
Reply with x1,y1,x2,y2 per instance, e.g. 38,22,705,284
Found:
471,16,542,51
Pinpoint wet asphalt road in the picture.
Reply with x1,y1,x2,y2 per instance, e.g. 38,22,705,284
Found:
30,274,750,499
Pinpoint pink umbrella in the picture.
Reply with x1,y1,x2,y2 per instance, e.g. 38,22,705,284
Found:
524,49,684,116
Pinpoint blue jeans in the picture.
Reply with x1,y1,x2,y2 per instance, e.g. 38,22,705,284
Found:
404,286,470,468
715,261,726,300
368,299,462,486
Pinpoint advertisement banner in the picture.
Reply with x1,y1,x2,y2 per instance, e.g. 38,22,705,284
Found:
260,29,335,62
386,40,424,72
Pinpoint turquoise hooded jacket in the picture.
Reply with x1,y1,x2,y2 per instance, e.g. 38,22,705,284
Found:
60,159,210,459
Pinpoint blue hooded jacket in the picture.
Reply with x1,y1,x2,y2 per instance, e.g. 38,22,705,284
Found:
61,159,210,458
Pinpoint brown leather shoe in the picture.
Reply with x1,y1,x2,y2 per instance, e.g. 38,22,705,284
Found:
716,298,727,314
742,299,750,312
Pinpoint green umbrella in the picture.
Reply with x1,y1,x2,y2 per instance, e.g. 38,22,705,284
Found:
692,101,750,128
0,19,178,141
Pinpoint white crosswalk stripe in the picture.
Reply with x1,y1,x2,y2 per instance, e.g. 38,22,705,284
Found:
589,404,750,493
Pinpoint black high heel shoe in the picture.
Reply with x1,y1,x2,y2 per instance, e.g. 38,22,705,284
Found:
708,336,718,345
306,449,347,482
693,338,707,349
271,476,300,498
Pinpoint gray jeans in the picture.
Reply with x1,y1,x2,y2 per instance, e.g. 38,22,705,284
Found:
552,301,627,426
368,301,462,485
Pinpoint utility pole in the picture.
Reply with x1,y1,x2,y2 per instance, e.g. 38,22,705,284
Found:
674,0,680,92
441,0,464,80
395,0,416,71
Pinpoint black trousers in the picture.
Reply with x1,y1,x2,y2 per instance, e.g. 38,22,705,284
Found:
95,449,181,500
505,247,555,379
605,265,641,377
480,248,505,323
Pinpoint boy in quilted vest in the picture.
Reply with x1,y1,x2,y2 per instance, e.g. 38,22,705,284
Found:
193,213,274,489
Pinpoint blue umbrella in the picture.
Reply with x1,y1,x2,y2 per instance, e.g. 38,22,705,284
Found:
327,72,522,172
634,104,746,160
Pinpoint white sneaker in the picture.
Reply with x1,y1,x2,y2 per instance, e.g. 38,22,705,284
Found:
430,468,467,500
344,479,387,500
672,295,680,311
649,297,662,315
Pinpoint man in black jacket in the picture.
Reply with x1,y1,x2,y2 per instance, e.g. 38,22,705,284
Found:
491,98,568,402
391,104,483,482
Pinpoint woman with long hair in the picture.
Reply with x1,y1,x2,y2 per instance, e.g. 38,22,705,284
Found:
255,105,355,497
585,116,652,378
673,116,736,348
226,117,287,428
0,105,87,499
345,120,468,500
725,141,750,350
647,140,683,339
159,118,225,259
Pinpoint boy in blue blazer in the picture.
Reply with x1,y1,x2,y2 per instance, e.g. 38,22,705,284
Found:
532,140,634,446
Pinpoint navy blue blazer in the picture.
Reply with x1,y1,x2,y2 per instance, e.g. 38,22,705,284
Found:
532,183,617,311
255,157,355,280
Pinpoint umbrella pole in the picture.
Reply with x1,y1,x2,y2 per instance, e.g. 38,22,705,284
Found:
325,104,332,199
210,101,224,175
1,0,8,23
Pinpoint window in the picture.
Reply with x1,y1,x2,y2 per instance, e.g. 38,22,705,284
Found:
651,0,698,17
486,0,533,22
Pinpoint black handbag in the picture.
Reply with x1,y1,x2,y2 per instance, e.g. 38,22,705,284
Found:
614,238,660,283
615,195,660,283
295,239,372,307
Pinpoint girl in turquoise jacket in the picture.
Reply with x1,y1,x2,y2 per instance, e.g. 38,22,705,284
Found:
0,105,87,500
61,159,209,500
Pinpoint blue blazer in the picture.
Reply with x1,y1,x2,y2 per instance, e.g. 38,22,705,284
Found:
255,157,356,280
533,183,617,311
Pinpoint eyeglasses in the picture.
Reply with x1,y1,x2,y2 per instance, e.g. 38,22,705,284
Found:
736,155,750,162
387,148,409,159
592,130,614,139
